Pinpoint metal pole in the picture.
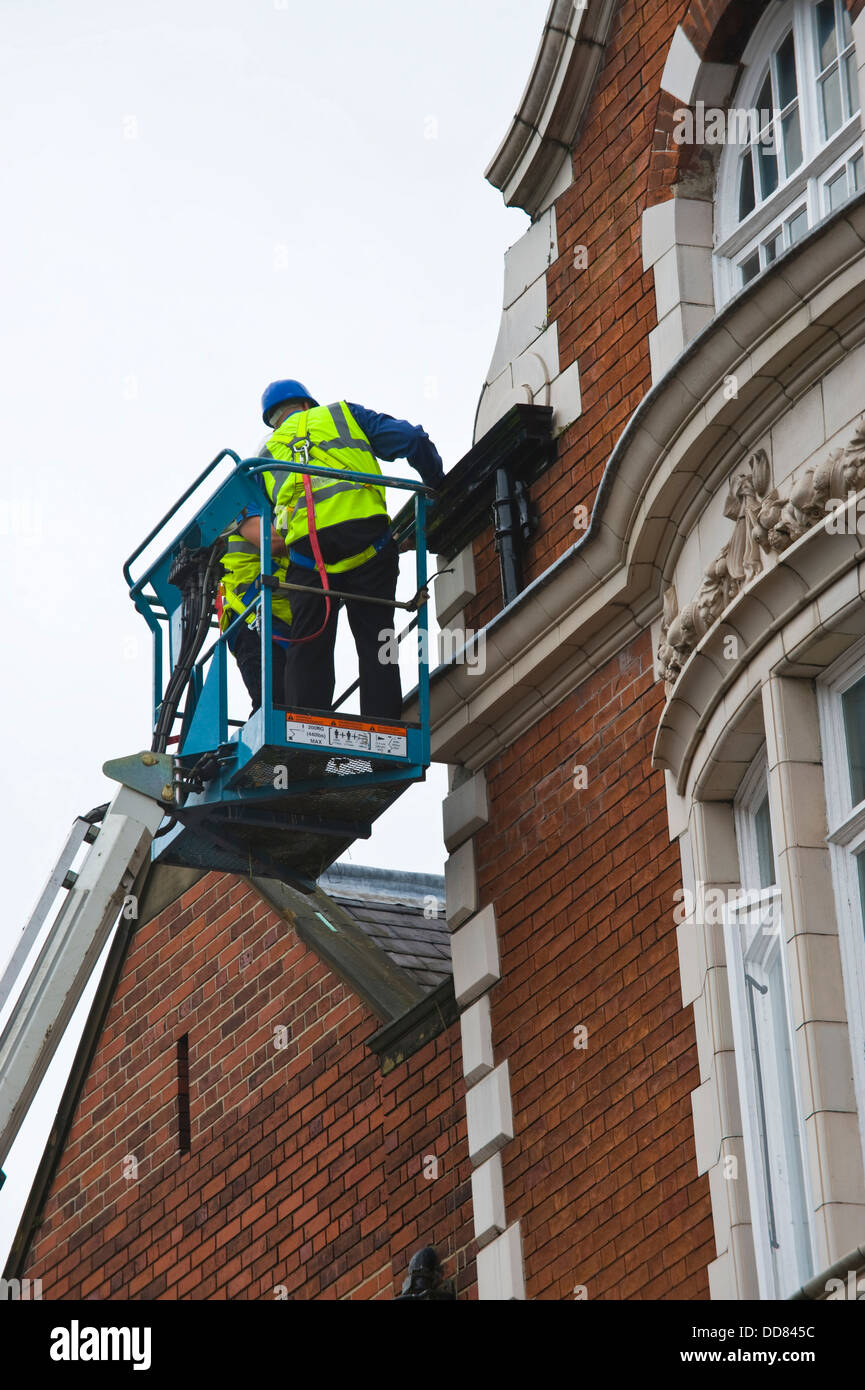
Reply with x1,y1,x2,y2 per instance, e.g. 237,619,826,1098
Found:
269,578,426,610
260,521,273,736
493,466,521,605
416,493,430,765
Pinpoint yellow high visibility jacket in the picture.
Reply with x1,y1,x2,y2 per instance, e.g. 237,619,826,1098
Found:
219,532,292,633
261,401,388,573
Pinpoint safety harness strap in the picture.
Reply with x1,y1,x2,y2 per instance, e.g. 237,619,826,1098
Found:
288,527,392,575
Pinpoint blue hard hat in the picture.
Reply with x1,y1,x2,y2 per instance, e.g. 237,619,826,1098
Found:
261,379,319,425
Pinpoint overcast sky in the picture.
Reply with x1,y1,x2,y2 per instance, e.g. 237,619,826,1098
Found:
0,0,546,1265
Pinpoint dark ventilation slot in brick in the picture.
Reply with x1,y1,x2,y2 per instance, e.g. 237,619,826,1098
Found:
176,1033,191,1153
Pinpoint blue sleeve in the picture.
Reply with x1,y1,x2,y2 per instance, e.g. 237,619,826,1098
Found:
235,503,262,522
235,440,274,521
348,403,445,488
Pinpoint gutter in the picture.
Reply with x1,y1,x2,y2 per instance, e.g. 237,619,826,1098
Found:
367,980,459,1075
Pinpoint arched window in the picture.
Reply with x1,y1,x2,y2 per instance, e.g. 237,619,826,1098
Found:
714,0,862,305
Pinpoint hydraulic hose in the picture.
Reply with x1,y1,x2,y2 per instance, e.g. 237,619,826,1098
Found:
151,538,225,754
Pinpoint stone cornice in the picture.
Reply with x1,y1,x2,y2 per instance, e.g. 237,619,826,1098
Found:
404,194,865,770
484,0,619,217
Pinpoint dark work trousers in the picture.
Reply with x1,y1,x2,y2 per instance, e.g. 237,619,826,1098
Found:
229,620,290,714
282,529,402,719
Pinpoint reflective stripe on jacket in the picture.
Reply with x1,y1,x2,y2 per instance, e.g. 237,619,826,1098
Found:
220,533,292,630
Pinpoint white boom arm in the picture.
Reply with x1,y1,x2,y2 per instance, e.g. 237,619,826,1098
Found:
0,784,165,1171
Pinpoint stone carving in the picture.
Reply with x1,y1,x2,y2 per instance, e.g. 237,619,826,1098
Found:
657,419,865,686
656,586,683,687
658,450,771,683
725,448,771,584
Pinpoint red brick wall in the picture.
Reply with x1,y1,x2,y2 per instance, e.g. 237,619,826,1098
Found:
23,874,474,1300
474,633,714,1298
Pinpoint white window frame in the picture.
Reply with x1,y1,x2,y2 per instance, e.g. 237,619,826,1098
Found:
734,749,775,889
726,752,816,1298
821,143,865,215
816,635,865,1174
714,0,862,306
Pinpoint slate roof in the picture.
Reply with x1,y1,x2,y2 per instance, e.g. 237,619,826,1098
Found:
319,864,451,994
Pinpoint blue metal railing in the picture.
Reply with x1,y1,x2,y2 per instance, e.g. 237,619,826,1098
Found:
123,449,244,720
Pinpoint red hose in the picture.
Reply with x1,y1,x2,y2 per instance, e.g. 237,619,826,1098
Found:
288,470,333,645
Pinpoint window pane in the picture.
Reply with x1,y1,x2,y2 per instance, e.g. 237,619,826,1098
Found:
845,52,860,116
758,142,779,197
763,229,784,264
776,31,798,108
853,153,865,192
782,108,802,173
739,150,756,219
842,673,865,806
825,166,848,212
857,854,865,937
754,794,776,888
763,950,813,1289
757,71,774,129
787,207,809,243
821,67,843,136
741,251,761,285
736,911,813,1295
842,0,853,45
816,0,838,70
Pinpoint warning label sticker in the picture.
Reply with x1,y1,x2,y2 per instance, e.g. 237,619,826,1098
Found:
285,714,407,757
285,718,329,748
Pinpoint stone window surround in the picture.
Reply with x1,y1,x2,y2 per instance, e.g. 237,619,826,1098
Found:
816,633,865,1164
726,750,817,1298
665,561,865,1297
644,8,865,384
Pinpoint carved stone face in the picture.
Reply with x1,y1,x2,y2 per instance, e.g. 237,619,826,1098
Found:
731,471,758,503
664,614,685,653
657,642,678,682
696,590,719,628
842,454,865,496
